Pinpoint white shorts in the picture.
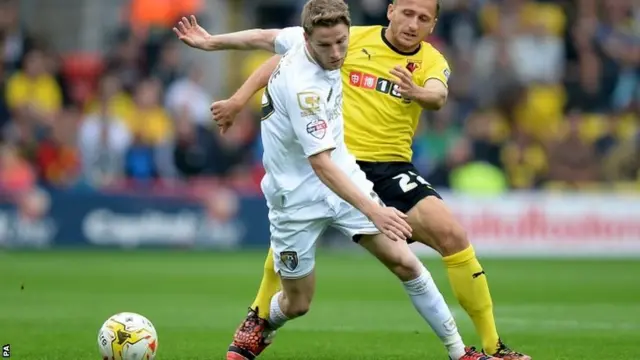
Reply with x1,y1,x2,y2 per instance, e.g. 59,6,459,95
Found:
269,173,380,279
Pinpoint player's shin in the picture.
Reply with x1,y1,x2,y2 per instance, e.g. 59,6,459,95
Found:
443,245,499,354
250,248,281,319
403,267,466,360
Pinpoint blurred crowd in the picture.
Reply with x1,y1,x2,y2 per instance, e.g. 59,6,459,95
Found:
1,0,639,196
0,0,262,196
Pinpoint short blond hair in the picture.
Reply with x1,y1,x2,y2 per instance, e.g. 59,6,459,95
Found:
301,0,351,35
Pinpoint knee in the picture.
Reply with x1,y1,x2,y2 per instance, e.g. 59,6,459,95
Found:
386,252,423,282
429,221,469,256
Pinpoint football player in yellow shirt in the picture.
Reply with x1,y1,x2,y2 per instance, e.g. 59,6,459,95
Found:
174,1,530,359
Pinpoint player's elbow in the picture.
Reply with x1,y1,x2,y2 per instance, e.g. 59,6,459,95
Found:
434,95,447,110
426,91,447,110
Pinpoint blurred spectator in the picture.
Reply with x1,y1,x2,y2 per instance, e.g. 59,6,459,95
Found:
547,111,600,184
0,144,35,193
123,78,174,181
165,64,211,126
0,53,10,135
78,77,132,187
5,48,62,127
151,39,184,89
208,108,258,177
501,124,548,189
428,137,473,189
105,30,145,94
172,115,215,178
603,131,640,182
413,105,461,174
85,73,135,125
127,78,173,146
34,108,80,187
0,0,34,73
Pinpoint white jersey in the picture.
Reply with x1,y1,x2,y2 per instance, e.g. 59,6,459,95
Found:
259,36,360,209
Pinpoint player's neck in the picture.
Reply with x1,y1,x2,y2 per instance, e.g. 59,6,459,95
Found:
304,43,333,71
383,27,420,55
304,43,321,68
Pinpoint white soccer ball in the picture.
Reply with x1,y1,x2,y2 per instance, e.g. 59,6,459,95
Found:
97,312,158,360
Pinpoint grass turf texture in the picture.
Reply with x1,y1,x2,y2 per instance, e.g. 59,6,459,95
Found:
1,250,638,359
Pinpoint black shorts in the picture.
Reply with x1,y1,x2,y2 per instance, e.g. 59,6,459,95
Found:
356,161,442,214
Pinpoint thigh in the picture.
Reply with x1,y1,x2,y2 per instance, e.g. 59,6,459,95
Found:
331,170,381,241
269,203,330,279
357,161,442,214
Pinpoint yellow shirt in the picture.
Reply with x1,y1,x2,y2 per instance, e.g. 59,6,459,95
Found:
85,92,136,124
6,72,62,114
341,26,450,162
123,107,173,145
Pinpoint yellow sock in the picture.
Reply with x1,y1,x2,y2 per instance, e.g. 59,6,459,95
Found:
250,248,281,319
443,245,500,354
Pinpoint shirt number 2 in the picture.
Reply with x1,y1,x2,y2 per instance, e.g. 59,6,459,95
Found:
393,171,431,193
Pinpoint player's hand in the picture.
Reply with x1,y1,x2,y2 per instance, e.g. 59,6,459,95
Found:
173,15,211,50
368,206,412,242
390,65,419,100
211,97,243,134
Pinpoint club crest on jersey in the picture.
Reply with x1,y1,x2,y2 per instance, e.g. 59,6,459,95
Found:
297,91,321,117
280,251,299,271
406,60,422,73
306,119,328,139
443,68,451,81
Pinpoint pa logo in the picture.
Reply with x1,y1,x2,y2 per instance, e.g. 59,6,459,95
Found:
2,344,10,358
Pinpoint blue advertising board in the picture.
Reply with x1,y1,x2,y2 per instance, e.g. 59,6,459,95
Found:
0,188,272,249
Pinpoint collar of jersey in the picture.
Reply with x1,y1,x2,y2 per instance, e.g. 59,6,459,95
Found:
381,27,421,56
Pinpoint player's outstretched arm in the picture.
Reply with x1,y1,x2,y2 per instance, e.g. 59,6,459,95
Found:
211,55,281,133
173,15,282,52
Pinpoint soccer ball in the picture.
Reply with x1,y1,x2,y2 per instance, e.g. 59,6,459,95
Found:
97,312,158,360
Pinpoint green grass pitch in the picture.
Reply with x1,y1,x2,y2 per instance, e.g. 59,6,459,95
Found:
1,250,638,359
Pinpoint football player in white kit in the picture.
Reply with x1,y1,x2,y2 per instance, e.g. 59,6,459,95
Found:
249,0,415,340
175,1,477,359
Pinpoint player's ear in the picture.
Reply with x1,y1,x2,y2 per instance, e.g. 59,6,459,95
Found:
429,19,438,35
387,3,394,22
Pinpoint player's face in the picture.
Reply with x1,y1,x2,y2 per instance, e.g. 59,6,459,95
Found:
387,0,438,50
305,24,350,71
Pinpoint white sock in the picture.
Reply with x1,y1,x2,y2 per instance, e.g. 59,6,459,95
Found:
403,268,466,360
267,291,289,329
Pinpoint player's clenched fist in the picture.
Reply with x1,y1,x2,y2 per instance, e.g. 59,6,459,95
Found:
211,97,242,134
173,15,211,50
368,206,412,242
